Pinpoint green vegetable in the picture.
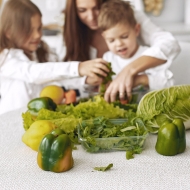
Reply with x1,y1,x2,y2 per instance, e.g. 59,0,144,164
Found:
22,120,55,151
78,117,148,153
126,151,134,160
137,85,190,133
22,96,136,143
155,118,186,156
94,163,113,171
57,95,129,120
37,129,74,173
99,62,115,96
27,97,57,116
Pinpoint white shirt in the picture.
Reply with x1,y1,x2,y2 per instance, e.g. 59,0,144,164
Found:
103,46,174,90
0,48,85,114
0,11,180,114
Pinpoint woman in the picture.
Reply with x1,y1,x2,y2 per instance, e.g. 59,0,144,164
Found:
63,0,180,102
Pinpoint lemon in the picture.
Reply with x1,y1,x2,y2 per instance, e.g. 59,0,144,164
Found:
40,85,64,104
22,120,55,151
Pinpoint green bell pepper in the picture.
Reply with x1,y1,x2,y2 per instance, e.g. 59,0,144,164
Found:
155,118,186,156
27,97,57,115
37,128,74,173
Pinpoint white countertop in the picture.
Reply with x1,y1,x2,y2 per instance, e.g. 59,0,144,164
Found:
1,107,190,190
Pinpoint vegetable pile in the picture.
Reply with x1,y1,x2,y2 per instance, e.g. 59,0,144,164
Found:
22,96,137,144
21,85,190,173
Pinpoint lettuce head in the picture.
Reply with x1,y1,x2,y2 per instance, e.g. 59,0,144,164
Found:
137,85,190,133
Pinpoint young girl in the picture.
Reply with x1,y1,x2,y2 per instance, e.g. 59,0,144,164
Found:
0,0,109,114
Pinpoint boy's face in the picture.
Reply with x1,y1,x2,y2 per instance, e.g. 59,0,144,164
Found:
22,14,42,52
102,23,140,59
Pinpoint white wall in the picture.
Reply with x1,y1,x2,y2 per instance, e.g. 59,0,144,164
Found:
145,0,185,24
0,0,66,25
31,0,66,25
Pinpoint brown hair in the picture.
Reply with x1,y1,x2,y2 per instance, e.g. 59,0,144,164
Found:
98,0,136,32
0,0,49,62
63,0,106,61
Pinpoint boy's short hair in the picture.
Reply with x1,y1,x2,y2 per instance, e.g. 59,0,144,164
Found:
98,0,137,32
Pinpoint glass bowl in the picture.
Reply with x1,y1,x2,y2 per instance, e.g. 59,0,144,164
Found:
78,118,148,153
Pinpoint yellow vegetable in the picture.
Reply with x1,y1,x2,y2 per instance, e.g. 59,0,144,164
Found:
22,120,55,151
40,85,64,105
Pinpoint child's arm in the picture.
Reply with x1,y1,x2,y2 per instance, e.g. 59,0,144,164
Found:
0,50,109,84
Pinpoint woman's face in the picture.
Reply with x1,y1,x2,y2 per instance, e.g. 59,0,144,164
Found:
76,0,100,30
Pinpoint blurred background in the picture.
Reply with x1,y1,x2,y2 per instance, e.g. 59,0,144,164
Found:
0,0,190,84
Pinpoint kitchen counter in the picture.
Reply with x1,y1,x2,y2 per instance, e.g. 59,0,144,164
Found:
1,107,190,190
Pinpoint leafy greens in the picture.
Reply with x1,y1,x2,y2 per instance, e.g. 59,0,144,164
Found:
78,117,148,154
22,96,137,144
137,85,190,133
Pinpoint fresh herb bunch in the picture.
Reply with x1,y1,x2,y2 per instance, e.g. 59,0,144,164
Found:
99,62,115,96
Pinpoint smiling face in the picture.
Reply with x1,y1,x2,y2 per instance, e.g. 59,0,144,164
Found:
21,13,42,52
76,0,100,30
102,23,140,59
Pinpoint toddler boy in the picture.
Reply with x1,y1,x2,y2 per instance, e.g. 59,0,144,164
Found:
98,0,174,94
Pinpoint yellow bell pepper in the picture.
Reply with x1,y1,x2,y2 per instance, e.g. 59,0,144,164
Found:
22,120,55,151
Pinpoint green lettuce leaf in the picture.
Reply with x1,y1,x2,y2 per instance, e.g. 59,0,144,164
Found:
137,85,190,133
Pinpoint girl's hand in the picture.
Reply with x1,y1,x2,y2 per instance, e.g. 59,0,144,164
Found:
78,58,109,77
85,76,103,85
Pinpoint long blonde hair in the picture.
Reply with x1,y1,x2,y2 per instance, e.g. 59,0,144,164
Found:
0,0,49,62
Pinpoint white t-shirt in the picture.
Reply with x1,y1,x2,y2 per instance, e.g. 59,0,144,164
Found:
103,46,174,90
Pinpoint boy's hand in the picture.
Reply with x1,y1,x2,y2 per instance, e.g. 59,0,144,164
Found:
78,58,109,77
104,66,134,102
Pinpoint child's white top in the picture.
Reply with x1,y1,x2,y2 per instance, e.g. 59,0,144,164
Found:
0,48,84,114
103,46,174,90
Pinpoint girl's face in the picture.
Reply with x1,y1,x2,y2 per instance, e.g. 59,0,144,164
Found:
102,23,140,59
76,0,100,30
22,14,42,52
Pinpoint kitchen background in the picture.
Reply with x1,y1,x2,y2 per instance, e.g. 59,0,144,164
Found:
1,0,190,42
0,0,190,84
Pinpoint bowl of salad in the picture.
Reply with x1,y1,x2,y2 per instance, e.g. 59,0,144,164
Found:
78,116,148,153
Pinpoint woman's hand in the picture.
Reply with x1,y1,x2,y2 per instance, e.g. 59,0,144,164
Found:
78,58,109,77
